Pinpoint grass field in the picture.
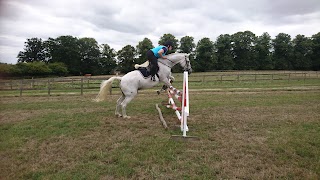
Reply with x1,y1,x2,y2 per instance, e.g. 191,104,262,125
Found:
1,72,320,179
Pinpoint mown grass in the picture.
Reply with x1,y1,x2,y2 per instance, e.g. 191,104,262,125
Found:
1,88,319,179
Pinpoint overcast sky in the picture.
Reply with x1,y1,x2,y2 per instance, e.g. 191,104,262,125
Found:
1,0,320,64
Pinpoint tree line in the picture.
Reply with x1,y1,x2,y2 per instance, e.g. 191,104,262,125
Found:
1,31,319,77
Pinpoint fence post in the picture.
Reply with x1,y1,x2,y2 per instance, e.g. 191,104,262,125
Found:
31,77,34,89
20,80,23,97
288,73,291,82
48,79,51,96
109,78,112,95
81,78,83,95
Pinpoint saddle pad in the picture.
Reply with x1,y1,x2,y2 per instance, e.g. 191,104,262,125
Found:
137,67,151,78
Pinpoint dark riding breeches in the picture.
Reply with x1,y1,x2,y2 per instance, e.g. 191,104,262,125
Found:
146,50,159,76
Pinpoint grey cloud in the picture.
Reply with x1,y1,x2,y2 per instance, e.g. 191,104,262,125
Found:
1,0,320,64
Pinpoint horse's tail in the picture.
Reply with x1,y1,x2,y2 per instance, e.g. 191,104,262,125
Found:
94,76,122,102
134,61,149,69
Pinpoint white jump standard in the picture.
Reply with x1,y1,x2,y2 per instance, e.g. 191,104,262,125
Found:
158,71,198,140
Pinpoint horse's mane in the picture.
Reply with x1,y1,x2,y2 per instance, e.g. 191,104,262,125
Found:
159,53,188,61
166,53,188,58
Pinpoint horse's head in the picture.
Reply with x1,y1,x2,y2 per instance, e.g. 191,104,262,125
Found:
161,53,192,74
180,54,192,75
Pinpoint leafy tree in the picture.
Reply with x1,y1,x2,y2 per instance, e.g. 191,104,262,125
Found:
292,35,312,70
13,62,52,76
117,45,136,73
46,36,81,75
179,36,195,53
48,62,68,76
231,31,257,70
255,32,273,70
2,62,67,77
272,33,293,70
311,32,320,70
194,37,217,71
158,34,179,53
98,44,117,75
17,38,46,63
78,37,100,74
0,63,14,77
215,34,234,70
136,38,153,64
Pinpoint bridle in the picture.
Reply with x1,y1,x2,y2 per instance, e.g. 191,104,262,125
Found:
183,55,191,72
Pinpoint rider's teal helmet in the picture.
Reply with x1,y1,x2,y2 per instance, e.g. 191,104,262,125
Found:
164,41,173,48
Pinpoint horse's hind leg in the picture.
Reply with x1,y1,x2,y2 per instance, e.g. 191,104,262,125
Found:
115,95,125,117
121,95,135,119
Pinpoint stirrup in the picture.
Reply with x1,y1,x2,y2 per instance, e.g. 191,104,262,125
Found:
151,76,156,81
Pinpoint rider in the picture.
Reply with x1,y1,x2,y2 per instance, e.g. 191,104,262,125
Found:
146,41,173,81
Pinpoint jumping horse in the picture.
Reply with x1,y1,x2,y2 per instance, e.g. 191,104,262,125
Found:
94,53,192,118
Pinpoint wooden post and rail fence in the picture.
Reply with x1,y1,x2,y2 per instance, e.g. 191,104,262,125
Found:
0,71,319,97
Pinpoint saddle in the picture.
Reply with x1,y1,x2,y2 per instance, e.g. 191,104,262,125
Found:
137,67,151,78
135,61,159,79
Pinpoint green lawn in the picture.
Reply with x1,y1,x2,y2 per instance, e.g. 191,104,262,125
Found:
1,88,319,179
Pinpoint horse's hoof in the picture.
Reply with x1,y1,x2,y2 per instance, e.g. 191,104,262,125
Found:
123,116,131,119
115,113,122,117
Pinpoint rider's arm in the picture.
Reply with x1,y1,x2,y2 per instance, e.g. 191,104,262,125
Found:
157,49,167,59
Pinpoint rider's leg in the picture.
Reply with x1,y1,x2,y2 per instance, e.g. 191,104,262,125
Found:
146,50,158,81
150,59,158,81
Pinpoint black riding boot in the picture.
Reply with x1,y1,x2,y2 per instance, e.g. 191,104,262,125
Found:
150,65,157,81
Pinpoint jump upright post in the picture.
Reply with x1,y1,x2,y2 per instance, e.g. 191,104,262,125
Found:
181,71,189,137
158,71,198,140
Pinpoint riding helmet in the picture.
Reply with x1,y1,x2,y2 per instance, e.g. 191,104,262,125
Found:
164,41,173,48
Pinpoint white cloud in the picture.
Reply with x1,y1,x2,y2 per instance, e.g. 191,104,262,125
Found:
1,0,320,64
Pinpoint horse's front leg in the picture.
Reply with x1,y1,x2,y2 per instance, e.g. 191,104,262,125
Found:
168,73,175,82
157,77,173,95
161,78,180,93
157,84,169,95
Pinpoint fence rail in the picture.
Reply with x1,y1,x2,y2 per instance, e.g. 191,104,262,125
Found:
0,71,319,96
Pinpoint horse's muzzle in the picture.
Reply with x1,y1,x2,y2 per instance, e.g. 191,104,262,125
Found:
188,68,192,75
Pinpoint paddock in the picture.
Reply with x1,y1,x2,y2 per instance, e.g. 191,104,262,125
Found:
0,71,319,179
